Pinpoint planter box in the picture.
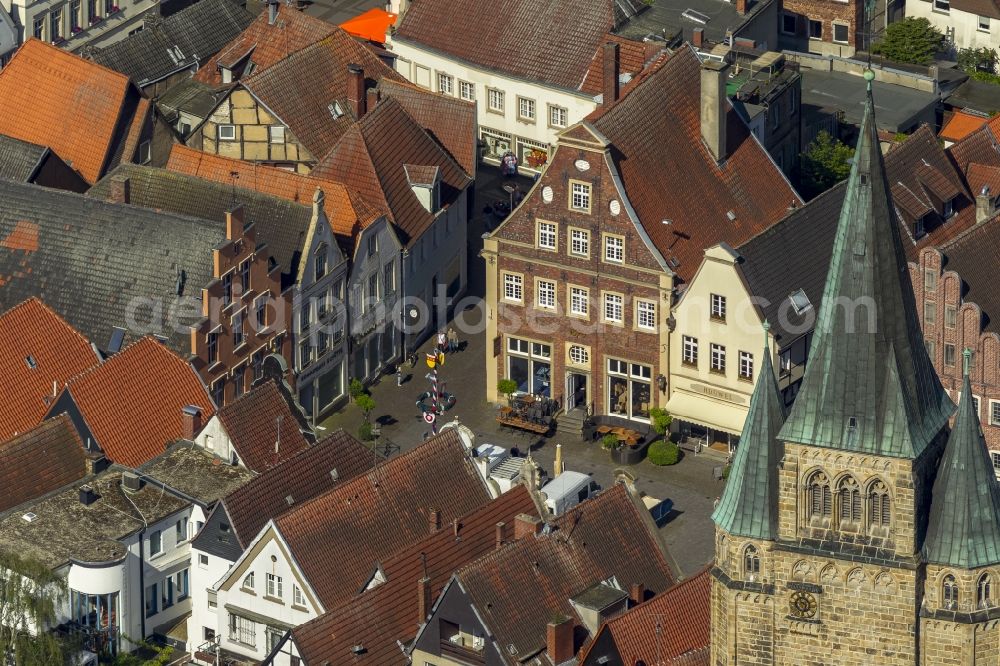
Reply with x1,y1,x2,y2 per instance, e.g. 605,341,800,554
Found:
610,440,650,465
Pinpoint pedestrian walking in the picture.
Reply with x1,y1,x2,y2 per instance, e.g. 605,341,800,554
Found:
447,327,458,353
397,368,403,387
409,351,418,368
437,330,447,354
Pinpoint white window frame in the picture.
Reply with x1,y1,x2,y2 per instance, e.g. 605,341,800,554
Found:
228,613,255,647
437,72,453,95
518,96,536,122
991,400,1000,427
503,272,523,303
536,279,556,310
636,299,656,330
832,22,849,44
568,344,589,364
992,450,1000,473
603,234,624,264
569,228,590,258
549,104,568,128
980,15,991,31
710,293,726,321
569,285,589,317
293,585,306,607
269,126,285,144
808,18,822,39
149,530,162,556
711,343,726,373
458,80,475,101
266,573,283,599
487,88,505,114
934,0,949,12
739,351,753,380
570,181,592,212
537,221,557,250
242,572,255,591
218,125,236,141
603,292,624,324
682,336,698,365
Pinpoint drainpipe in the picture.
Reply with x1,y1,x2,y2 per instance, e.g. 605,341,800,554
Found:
138,527,146,641
399,247,408,361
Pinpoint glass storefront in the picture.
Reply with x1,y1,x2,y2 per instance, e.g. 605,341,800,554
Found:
607,358,652,421
481,127,512,161
507,338,551,397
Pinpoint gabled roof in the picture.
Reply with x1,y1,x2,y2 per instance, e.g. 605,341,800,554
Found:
940,110,989,144
966,162,1000,199
0,40,136,183
377,78,478,176
454,484,675,663
590,46,800,283
311,96,471,246
937,212,1000,336
0,178,224,354
779,79,952,459
736,183,845,347
924,363,1000,568
0,298,99,441
88,162,314,278
238,28,405,160
88,0,254,86
164,144,373,238
580,567,711,666
712,334,786,540
339,7,396,44
394,0,645,91
62,336,215,468
218,428,374,550
290,486,538,665
0,414,88,514
214,380,311,473
193,5,337,85
0,134,48,182
579,34,650,96
273,429,491,609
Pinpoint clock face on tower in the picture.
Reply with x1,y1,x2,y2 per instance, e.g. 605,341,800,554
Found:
790,591,818,619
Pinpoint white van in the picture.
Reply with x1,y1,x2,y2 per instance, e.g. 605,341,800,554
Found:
541,471,600,516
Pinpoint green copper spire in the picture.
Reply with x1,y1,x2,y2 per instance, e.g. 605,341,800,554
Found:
924,350,1000,568
712,325,786,540
777,78,952,459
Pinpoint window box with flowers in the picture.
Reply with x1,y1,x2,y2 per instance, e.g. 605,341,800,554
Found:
89,15,103,25
109,4,120,13
526,148,548,170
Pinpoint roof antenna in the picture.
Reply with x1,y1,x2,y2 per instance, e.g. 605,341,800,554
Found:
963,347,972,377
229,170,240,206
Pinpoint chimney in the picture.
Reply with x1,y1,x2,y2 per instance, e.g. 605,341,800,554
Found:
429,508,441,533
495,521,506,549
630,582,645,605
181,405,203,440
452,518,460,537
546,617,574,664
225,205,244,241
976,186,994,223
417,577,432,626
347,64,367,119
602,42,620,106
701,60,730,164
267,0,278,25
692,27,705,47
735,0,748,15
514,513,543,539
109,175,130,204
79,485,98,506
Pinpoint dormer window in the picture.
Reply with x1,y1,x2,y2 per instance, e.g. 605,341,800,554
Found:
943,198,955,219
914,215,927,239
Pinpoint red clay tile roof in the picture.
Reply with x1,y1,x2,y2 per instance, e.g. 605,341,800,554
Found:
63,336,215,468
193,5,338,85
394,0,645,91
274,429,491,609
239,28,406,161
579,35,650,96
291,486,539,664
0,413,89,514
215,380,311,473
967,162,1000,198
339,7,397,44
377,78,478,176
588,46,800,282
120,97,152,164
165,144,373,237
310,96,471,246
940,110,989,143
0,298,99,441
455,484,676,661
0,40,133,184
222,428,373,548
950,124,1000,176
938,213,1000,336
580,567,711,666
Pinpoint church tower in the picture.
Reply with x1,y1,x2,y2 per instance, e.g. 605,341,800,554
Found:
710,69,960,665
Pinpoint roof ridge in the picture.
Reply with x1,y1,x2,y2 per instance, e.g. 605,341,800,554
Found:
64,335,181,388
4,39,132,88
0,297,94,350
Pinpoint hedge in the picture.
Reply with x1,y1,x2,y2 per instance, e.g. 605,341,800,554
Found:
648,440,680,466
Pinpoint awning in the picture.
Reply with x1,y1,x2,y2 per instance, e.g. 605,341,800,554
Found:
340,8,397,44
665,392,747,436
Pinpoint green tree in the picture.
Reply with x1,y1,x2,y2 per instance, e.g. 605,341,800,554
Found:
648,407,673,436
355,394,375,424
648,440,680,466
348,378,365,402
496,379,518,403
800,131,854,199
870,17,943,65
0,551,73,665
957,46,999,74
107,638,174,665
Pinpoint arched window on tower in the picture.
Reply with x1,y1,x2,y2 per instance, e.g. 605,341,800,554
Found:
807,471,832,525
979,573,993,609
943,574,959,610
836,476,861,530
868,480,891,535
743,544,760,581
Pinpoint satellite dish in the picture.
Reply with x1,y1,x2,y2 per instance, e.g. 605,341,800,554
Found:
542,186,553,203
610,200,621,215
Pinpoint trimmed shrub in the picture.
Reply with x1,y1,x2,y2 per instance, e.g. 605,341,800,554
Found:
648,440,680,466
358,422,374,441
649,407,673,436
601,433,622,451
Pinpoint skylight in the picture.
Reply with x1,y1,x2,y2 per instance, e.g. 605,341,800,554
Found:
682,9,710,24
789,289,812,315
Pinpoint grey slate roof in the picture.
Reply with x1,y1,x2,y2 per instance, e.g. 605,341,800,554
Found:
711,334,786,540
156,78,231,121
89,0,253,87
736,182,846,348
778,81,953,459
0,179,224,354
88,164,314,280
0,134,47,182
192,501,243,561
924,366,1000,569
